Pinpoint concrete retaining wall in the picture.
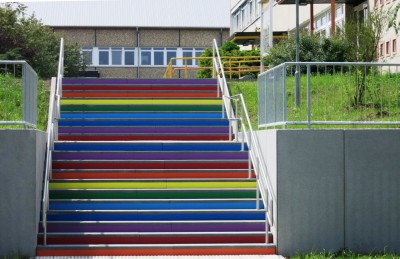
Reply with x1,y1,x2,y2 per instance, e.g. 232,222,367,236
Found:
256,129,400,256
0,130,47,257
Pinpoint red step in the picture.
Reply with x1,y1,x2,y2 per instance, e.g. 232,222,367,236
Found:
52,171,256,179
52,161,250,170
36,246,276,256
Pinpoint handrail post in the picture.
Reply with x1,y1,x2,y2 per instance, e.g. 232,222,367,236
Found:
283,64,287,129
241,105,244,151
248,132,252,178
212,46,215,79
256,159,260,210
184,59,188,79
307,64,311,128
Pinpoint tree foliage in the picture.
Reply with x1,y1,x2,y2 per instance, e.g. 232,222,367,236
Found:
263,33,353,67
344,8,389,62
0,3,84,78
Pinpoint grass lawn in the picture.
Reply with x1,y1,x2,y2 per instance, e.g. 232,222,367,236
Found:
229,72,400,130
290,250,400,259
0,74,49,131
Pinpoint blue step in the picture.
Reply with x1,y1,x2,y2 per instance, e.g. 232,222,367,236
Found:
46,211,266,221
49,201,264,210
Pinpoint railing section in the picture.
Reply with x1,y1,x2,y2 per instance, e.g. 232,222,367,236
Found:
259,62,400,128
163,56,261,79
0,61,38,128
42,38,64,245
212,39,276,244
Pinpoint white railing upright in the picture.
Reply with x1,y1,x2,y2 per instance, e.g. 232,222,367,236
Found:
42,38,64,245
212,39,277,244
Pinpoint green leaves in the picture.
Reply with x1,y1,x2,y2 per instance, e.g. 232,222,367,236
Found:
0,3,84,79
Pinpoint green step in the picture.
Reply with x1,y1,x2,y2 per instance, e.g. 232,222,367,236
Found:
49,190,258,199
61,105,222,112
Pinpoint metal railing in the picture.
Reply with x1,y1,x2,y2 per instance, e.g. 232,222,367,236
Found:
163,56,261,79
258,62,400,128
0,61,38,128
212,39,276,244
42,38,64,245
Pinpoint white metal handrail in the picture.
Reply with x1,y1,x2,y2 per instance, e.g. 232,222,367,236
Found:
41,38,64,245
212,39,277,243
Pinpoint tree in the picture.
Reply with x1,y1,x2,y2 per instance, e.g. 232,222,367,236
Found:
0,3,84,78
388,3,400,34
343,8,390,105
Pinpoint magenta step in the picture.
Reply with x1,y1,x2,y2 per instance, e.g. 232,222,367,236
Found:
52,152,248,160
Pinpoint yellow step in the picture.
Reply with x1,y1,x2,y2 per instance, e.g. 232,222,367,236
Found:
61,99,222,105
49,181,256,190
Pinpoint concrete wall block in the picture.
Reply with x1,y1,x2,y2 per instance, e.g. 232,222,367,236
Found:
0,130,46,257
345,130,400,254
140,29,179,47
180,29,222,47
276,130,345,256
96,67,138,78
140,68,167,79
96,29,137,47
56,28,95,47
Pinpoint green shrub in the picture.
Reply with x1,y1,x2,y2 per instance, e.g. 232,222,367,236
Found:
263,33,353,68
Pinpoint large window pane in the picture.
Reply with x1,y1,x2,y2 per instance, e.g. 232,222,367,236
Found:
167,48,177,65
194,48,204,66
183,48,193,66
141,48,151,65
99,48,109,65
112,48,122,65
154,51,164,66
125,50,135,65
82,49,92,65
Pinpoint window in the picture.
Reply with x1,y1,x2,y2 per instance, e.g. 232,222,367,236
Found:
393,39,397,54
386,41,390,56
82,48,92,65
124,48,135,65
336,6,343,17
167,48,177,65
111,48,122,65
194,48,204,66
141,48,151,65
99,48,109,65
379,43,384,57
154,48,164,66
183,48,193,66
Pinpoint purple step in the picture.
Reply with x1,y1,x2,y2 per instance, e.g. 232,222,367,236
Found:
52,152,248,160
58,127,229,134
43,222,265,233
63,78,217,85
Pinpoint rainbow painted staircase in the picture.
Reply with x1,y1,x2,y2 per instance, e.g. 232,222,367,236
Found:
36,78,276,256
